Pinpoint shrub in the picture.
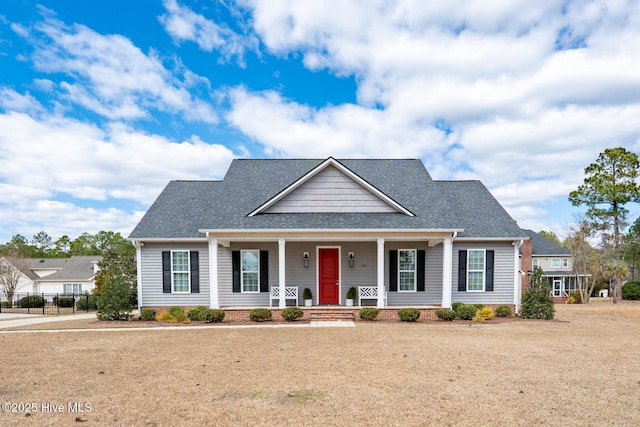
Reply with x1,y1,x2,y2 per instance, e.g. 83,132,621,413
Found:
346,287,357,300
398,308,420,322
622,281,640,300
495,305,512,317
76,293,98,311
569,290,583,304
302,288,313,300
567,296,576,304
520,266,555,319
451,302,464,312
156,311,176,322
187,306,208,321
281,306,304,321
472,307,495,322
140,308,156,321
167,306,187,322
473,304,485,311
455,304,478,320
57,297,75,308
18,295,46,308
96,254,137,320
435,308,456,321
203,309,225,323
359,307,380,321
249,308,272,322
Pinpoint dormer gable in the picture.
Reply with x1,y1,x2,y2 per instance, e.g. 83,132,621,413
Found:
248,157,414,216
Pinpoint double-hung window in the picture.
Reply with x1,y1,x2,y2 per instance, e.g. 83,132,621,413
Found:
467,249,485,292
241,250,260,293
551,258,561,268
64,283,82,295
172,250,190,293
562,258,569,268
532,259,539,268
398,249,416,292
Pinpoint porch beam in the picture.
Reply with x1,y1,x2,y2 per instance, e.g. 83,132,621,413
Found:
209,237,219,309
441,236,453,308
278,238,286,309
377,238,385,308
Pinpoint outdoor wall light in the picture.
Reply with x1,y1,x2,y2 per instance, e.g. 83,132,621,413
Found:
303,252,309,268
348,252,355,268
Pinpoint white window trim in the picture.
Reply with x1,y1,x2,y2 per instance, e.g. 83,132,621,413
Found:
241,249,260,294
467,249,486,293
398,249,417,293
551,258,561,268
562,258,569,268
532,259,539,268
171,250,190,294
63,283,82,294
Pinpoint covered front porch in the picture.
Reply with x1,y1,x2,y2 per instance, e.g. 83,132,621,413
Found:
204,229,459,309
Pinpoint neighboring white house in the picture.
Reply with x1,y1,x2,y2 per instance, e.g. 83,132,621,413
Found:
0,256,101,297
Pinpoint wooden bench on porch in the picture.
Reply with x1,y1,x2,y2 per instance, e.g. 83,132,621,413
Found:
269,286,299,307
358,286,385,306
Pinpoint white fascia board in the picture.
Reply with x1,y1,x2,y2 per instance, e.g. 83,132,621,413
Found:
455,237,530,242
199,228,463,242
128,238,208,243
247,157,415,217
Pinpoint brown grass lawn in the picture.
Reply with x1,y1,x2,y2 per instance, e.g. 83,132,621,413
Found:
1,301,640,426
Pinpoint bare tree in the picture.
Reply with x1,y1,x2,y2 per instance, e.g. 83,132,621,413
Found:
0,256,30,307
565,218,602,303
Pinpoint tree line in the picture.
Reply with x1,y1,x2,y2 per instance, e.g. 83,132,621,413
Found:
0,230,133,258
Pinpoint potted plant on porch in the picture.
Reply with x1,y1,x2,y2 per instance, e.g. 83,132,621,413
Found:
303,288,313,307
346,287,357,307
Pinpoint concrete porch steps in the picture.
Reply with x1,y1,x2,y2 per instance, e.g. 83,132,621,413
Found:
308,310,355,321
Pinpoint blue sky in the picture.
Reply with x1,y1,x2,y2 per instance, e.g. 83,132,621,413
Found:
1,0,639,243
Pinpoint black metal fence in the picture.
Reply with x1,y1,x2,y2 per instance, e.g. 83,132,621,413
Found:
0,292,96,315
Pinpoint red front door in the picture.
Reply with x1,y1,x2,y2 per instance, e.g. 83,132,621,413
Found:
319,248,339,304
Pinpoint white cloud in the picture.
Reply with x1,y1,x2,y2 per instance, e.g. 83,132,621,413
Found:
159,0,259,66
222,0,640,233
0,106,236,241
226,86,448,158
13,14,218,124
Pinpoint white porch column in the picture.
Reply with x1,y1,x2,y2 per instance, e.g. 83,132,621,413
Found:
208,237,219,309
134,241,143,317
513,240,523,314
377,238,385,308
441,236,453,308
278,238,286,309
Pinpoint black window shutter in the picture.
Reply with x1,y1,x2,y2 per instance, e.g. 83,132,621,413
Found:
389,250,398,292
162,251,171,293
190,251,199,293
458,250,467,292
232,251,241,293
485,250,494,292
260,250,269,293
417,250,426,292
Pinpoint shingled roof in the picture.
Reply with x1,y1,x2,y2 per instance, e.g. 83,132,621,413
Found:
129,158,526,240
20,256,100,281
523,229,571,255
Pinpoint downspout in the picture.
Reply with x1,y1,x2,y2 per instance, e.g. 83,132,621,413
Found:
513,240,523,315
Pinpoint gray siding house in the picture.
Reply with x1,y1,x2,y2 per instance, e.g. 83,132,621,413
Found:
129,158,528,311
